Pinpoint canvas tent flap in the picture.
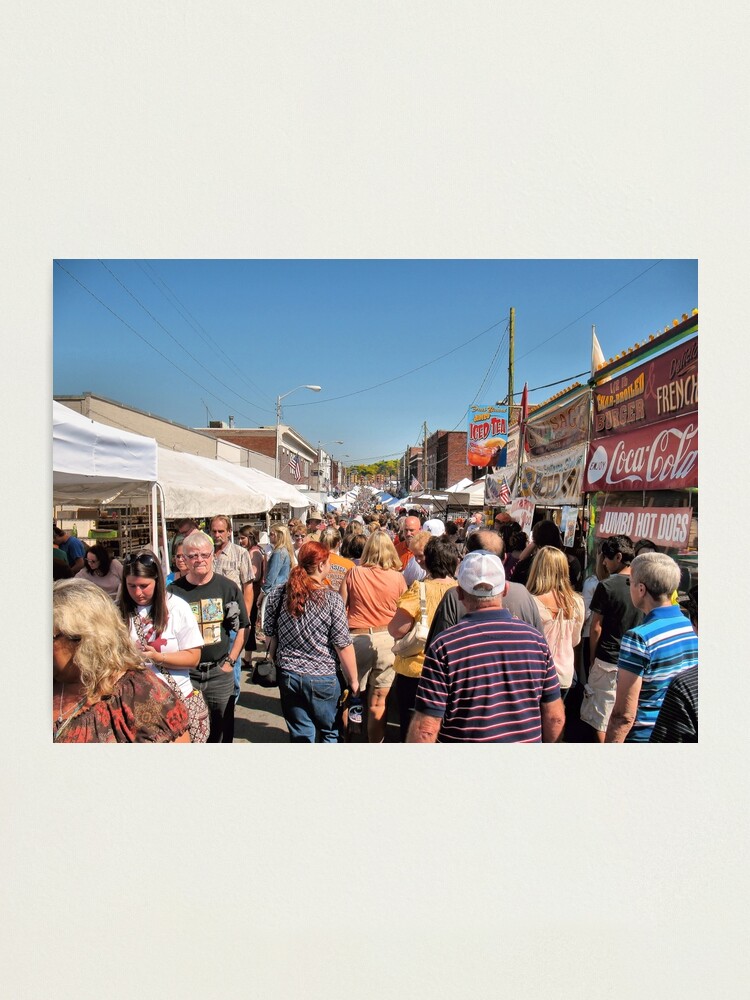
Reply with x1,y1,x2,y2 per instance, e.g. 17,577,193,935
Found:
233,466,310,510
53,401,158,505
156,449,276,517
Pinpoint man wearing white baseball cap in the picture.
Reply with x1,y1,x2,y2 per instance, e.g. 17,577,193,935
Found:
406,551,565,743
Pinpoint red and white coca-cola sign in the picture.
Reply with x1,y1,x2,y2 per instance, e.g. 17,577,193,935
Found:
583,412,698,492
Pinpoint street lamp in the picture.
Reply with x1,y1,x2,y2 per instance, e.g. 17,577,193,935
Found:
275,385,322,479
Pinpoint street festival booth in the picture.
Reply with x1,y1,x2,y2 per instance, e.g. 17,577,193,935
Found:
582,313,698,593
53,400,161,553
508,383,590,547
53,401,306,564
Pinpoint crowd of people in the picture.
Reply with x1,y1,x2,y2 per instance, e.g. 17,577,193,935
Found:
52,501,698,743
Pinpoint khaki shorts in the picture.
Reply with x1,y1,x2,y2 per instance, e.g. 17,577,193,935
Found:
579,657,618,732
353,630,396,691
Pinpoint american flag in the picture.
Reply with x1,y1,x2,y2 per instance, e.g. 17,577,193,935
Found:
289,453,302,481
410,477,420,491
498,476,511,505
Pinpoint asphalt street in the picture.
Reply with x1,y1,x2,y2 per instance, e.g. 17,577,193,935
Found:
234,648,401,743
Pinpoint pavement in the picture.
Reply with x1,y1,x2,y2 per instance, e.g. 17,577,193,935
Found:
234,647,402,743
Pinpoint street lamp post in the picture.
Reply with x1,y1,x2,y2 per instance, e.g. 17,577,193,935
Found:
275,385,322,479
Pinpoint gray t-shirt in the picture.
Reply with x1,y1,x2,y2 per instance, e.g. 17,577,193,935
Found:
426,582,543,647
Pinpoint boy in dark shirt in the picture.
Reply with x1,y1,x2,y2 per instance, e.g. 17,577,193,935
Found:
580,534,643,741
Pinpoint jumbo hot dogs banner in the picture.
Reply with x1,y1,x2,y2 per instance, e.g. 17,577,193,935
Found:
596,505,693,548
592,336,697,436
516,442,588,505
583,411,698,492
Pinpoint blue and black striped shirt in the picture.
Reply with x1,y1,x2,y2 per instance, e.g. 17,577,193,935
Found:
414,609,561,742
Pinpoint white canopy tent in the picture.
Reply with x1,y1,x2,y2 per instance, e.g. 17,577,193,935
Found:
53,400,159,507
53,402,311,559
155,449,277,517
53,401,162,552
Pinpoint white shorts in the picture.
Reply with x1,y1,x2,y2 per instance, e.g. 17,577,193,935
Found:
579,657,618,733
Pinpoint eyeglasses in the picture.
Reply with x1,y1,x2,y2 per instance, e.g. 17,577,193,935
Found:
53,633,80,642
184,551,213,561
293,534,305,540
174,553,187,563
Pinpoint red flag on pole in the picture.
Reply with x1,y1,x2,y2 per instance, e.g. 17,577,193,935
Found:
520,382,529,453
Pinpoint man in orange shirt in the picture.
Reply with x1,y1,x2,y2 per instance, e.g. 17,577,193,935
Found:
394,515,421,570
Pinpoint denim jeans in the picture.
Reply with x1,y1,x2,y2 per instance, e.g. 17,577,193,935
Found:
278,670,341,743
189,662,235,742
228,630,241,703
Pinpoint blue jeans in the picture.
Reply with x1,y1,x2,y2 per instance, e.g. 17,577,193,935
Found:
278,670,341,743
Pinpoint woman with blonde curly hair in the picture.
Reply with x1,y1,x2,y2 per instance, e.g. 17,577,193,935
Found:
339,530,406,742
53,578,190,743
526,546,585,700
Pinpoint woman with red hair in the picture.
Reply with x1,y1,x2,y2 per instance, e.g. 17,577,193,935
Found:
263,541,359,742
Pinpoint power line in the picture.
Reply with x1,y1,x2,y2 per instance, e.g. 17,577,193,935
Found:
511,370,590,398
285,314,510,407
516,260,664,361
98,261,274,420
55,260,273,426
138,262,277,407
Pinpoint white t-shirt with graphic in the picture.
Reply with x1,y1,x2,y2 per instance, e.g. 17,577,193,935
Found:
129,593,204,698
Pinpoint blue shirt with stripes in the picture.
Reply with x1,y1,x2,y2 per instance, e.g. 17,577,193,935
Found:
617,605,698,742
414,609,561,743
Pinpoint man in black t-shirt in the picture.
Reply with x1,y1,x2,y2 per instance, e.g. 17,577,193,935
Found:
169,530,248,743
580,534,643,741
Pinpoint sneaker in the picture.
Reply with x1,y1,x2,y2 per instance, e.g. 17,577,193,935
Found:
348,696,363,726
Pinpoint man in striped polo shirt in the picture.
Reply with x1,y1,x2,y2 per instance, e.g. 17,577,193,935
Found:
606,552,698,743
406,551,565,743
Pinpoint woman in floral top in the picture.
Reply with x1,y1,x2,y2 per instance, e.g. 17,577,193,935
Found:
53,578,189,743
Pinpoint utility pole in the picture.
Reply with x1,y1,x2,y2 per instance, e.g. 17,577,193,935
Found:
508,306,515,412
422,421,428,489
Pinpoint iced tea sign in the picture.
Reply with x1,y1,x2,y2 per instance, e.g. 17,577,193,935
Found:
467,404,509,469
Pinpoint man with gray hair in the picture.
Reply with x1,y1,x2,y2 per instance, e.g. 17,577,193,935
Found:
606,552,698,742
407,551,564,743
169,530,249,742
424,528,543,641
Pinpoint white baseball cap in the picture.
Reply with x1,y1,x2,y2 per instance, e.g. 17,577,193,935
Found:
422,518,446,537
457,551,506,597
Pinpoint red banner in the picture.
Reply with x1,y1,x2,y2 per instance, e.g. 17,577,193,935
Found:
583,411,698,492
595,506,693,547
592,336,697,436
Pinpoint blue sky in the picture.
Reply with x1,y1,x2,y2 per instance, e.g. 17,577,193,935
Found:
53,259,697,465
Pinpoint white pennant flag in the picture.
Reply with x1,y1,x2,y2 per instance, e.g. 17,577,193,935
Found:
592,326,607,379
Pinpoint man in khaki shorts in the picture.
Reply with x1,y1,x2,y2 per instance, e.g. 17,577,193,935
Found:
580,534,643,741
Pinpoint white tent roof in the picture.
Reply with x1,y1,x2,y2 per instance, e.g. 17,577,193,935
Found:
53,400,158,505
447,477,486,507
233,466,310,510
155,449,277,516
53,401,308,516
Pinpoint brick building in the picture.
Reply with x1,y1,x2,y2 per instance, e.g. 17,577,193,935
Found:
199,424,320,488
399,446,423,491
424,430,476,490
